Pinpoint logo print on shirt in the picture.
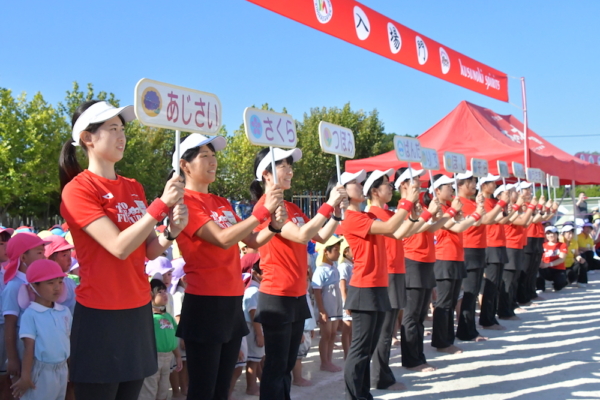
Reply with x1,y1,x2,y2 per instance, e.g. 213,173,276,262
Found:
292,216,305,227
159,318,174,330
102,193,114,199
211,211,233,229
116,202,144,224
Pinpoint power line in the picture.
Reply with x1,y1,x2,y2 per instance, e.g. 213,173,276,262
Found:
544,134,600,138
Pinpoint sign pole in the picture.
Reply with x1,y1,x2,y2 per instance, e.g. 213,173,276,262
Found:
546,175,551,201
408,162,413,183
517,177,522,193
429,171,437,200
270,146,278,185
173,130,181,225
336,154,344,220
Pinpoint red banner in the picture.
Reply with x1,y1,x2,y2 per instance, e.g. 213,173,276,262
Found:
575,152,600,165
247,0,509,102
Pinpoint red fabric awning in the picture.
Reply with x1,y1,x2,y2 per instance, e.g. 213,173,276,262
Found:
346,101,600,185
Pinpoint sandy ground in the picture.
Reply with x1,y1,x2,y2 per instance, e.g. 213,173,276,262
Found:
227,275,600,400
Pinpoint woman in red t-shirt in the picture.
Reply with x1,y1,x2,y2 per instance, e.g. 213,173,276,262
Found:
455,170,507,342
537,226,567,291
365,169,439,390
478,175,519,330
249,148,346,400
173,134,286,399
341,169,419,400
429,174,483,355
59,100,188,398
498,186,534,320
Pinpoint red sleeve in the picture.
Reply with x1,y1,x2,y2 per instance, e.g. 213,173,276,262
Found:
346,211,374,239
559,243,567,254
61,179,106,229
182,197,212,238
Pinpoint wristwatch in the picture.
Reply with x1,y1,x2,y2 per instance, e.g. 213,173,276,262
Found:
163,228,178,241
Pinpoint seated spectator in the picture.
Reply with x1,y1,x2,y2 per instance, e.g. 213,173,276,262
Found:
537,226,567,292
561,225,587,287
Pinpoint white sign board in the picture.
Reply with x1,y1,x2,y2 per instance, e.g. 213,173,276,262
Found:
526,168,545,184
549,175,560,188
443,152,467,173
512,162,526,179
420,147,440,171
471,158,489,177
318,122,355,158
134,78,221,134
497,160,510,178
394,136,422,162
243,108,297,148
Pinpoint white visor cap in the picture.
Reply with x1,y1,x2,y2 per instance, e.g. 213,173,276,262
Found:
71,101,136,146
477,173,500,190
363,169,395,196
173,133,227,170
394,168,425,189
340,170,367,186
429,175,455,193
255,148,302,181
493,184,515,198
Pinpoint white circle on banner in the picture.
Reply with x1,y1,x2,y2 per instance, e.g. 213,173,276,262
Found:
387,22,401,54
416,36,428,65
354,6,370,40
314,0,333,24
439,47,450,74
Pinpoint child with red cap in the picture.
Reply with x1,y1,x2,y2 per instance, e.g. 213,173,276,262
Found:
44,235,76,313
2,233,49,383
10,259,71,400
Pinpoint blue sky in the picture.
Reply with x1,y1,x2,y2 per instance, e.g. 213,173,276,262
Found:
1,0,598,156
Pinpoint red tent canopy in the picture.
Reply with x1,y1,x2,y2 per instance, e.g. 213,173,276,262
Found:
346,101,600,185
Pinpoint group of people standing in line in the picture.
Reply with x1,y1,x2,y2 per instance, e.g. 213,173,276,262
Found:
0,99,597,400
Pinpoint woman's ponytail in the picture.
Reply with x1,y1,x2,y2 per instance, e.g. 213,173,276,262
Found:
59,140,83,191
250,180,264,202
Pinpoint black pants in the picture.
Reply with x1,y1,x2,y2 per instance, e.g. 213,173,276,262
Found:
456,268,484,341
401,288,432,368
498,268,517,318
479,263,503,327
567,261,588,284
582,251,599,272
260,320,305,400
431,279,462,349
74,380,144,400
537,268,567,292
344,310,385,400
372,308,399,389
185,336,242,400
518,239,543,304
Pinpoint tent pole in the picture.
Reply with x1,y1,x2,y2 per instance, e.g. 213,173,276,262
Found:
571,179,577,225
521,77,529,170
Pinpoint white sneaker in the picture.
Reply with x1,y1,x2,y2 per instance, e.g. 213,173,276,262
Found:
579,283,587,288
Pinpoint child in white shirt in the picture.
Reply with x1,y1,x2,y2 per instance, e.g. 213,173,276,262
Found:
11,259,72,400
337,238,354,359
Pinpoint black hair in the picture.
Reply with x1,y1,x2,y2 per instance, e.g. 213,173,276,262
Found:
167,139,216,182
325,173,338,202
365,171,387,200
150,278,167,298
0,232,10,242
252,259,262,275
249,148,294,201
457,176,475,188
59,100,125,190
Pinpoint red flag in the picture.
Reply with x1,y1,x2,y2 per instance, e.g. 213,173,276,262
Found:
247,0,509,102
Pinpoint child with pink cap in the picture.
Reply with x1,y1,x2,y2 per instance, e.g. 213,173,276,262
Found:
10,259,71,400
44,235,76,314
146,256,175,317
2,233,49,383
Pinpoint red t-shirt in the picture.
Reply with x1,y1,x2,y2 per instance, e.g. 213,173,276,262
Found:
542,242,567,270
485,198,506,248
255,198,309,297
344,210,388,288
504,224,525,249
527,221,544,238
460,196,486,249
435,204,464,261
403,231,436,263
60,170,150,310
369,206,405,274
178,190,245,297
